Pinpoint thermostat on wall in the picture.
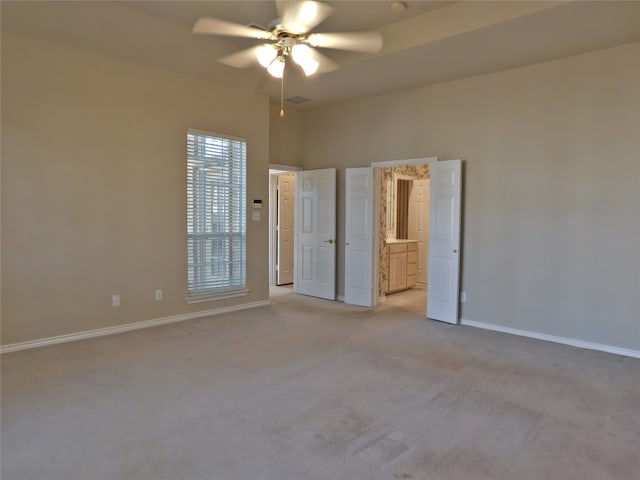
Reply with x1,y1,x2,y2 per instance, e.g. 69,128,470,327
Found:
252,199,263,209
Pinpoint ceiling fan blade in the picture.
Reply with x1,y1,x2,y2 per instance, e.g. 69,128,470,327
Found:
193,17,270,40
307,31,383,53
281,1,334,34
218,46,263,69
275,0,289,20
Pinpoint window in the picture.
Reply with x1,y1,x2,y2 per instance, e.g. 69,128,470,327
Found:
187,130,246,299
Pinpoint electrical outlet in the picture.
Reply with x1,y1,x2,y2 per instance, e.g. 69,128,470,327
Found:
112,294,120,307
155,289,163,301
460,292,467,303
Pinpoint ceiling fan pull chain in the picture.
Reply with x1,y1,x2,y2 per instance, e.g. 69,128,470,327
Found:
280,72,285,118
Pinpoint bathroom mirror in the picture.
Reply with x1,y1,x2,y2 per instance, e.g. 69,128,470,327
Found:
394,174,414,240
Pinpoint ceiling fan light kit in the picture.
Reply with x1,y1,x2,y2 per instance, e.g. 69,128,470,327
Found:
193,0,383,115
267,56,286,78
256,33,319,78
291,44,319,76
256,45,278,68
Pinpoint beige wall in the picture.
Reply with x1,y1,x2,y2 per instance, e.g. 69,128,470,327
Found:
1,32,270,345
269,100,305,167
3,29,639,353
302,42,640,351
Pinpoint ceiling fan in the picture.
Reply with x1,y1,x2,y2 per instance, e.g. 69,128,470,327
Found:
192,0,384,79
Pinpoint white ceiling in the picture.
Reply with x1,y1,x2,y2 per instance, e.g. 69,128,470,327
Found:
3,1,640,108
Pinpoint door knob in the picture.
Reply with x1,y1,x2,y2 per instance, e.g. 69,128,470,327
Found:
453,249,458,253
325,239,334,244
345,242,350,246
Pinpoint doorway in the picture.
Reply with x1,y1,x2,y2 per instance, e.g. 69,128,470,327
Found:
269,166,338,301
376,164,431,309
367,158,462,323
269,166,301,290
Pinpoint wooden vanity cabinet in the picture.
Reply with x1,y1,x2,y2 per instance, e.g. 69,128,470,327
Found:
406,242,417,288
387,241,418,294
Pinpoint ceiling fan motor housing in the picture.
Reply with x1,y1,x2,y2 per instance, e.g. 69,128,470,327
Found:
280,35,298,52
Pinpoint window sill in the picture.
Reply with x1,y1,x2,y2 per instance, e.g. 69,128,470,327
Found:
187,289,250,304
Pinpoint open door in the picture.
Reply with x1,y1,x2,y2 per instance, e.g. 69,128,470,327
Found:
345,167,374,307
276,173,295,285
295,168,336,300
427,160,462,324
408,178,430,284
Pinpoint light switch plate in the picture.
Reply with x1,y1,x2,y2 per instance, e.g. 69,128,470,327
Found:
252,211,261,221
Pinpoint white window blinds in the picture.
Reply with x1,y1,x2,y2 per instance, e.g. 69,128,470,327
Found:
187,130,246,296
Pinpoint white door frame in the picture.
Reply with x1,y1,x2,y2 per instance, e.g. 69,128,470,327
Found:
268,164,301,287
371,157,439,308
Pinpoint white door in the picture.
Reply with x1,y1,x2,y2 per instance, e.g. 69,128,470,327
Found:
426,160,462,324
408,178,430,284
345,167,374,307
295,168,336,300
277,173,295,285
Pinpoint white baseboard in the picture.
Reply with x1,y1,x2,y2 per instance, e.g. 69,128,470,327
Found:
1,300,271,354
461,318,640,359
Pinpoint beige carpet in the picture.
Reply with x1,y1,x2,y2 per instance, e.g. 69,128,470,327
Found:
2,289,639,480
